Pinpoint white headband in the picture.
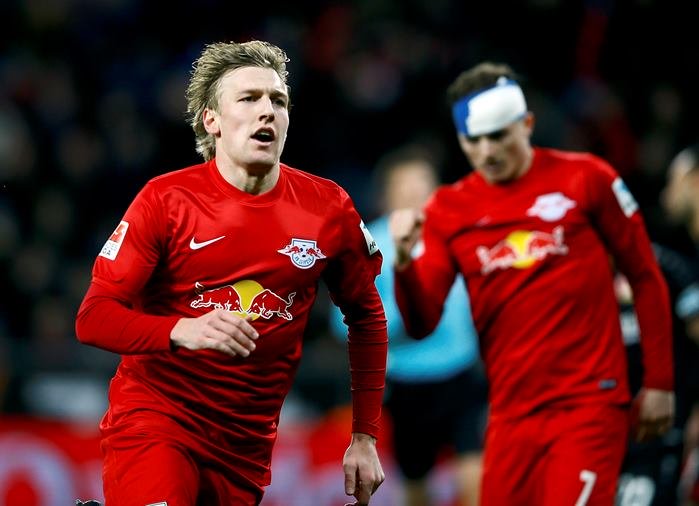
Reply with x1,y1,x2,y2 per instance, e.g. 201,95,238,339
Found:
452,77,527,136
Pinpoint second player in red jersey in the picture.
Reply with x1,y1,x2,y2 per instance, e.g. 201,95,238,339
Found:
391,62,674,506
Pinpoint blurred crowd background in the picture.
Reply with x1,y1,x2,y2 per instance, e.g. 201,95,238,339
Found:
1,0,698,499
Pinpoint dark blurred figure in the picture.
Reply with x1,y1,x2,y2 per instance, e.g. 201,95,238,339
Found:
615,241,699,505
660,145,699,505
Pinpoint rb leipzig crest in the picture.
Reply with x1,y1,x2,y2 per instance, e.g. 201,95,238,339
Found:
277,239,326,269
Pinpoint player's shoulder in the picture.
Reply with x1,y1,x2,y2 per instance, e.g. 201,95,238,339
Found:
536,147,615,177
281,163,350,203
282,163,343,189
423,178,482,235
122,162,208,207
142,162,210,201
145,161,209,190
430,173,479,206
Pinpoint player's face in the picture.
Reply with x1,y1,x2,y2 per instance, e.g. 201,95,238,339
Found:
458,113,534,184
204,66,289,175
384,162,438,212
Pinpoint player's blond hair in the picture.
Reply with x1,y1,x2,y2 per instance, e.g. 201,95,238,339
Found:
186,40,290,161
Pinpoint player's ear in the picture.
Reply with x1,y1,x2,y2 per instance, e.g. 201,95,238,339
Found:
524,112,535,136
203,108,220,135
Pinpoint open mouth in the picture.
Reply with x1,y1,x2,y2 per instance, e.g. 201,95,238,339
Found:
483,160,502,172
252,128,275,143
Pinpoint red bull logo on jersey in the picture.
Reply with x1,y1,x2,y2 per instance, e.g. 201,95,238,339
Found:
190,280,296,321
476,226,569,274
278,239,326,269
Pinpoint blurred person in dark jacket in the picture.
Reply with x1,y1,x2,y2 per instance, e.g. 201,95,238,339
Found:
660,144,699,505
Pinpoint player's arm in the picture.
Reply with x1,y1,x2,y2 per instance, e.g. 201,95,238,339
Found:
324,189,387,504
390,206,457,339
324,190,387,438
75,184,258,356
75,184,176,353
76,282,181,353
587,161,674,439
77,283,259,357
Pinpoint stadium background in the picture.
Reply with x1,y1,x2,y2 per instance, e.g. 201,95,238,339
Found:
1,0,697,504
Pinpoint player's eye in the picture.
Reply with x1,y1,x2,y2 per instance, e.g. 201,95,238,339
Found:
486,130,506,141
466,129,506,143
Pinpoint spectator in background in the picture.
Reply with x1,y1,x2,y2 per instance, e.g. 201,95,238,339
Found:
390,61,675,505
663,144,699,254
75,40,387,506
662,143,699,345
660,144,699,504
615,242,699,505
330,145,487,506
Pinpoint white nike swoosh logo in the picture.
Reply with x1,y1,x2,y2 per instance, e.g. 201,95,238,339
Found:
189,235,226,250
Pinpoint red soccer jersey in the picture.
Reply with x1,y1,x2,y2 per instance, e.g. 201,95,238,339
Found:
395,147,672,421
76,160,387,489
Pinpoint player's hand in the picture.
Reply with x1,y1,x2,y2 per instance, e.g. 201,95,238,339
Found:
170,309,259,357
633,388,675,442
389,208,424,270
343,432,384,505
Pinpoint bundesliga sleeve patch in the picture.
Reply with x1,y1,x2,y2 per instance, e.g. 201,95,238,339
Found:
611,178,638,218
359,220,379,255
99,220,129,260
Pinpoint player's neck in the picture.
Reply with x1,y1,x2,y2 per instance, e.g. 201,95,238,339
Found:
217,161,280,195
515,146,534,180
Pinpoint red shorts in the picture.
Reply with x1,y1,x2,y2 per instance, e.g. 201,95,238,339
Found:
101,410,263,506
481,404,629,506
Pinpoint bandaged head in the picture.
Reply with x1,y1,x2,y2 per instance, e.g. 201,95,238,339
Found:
451,76,527,137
